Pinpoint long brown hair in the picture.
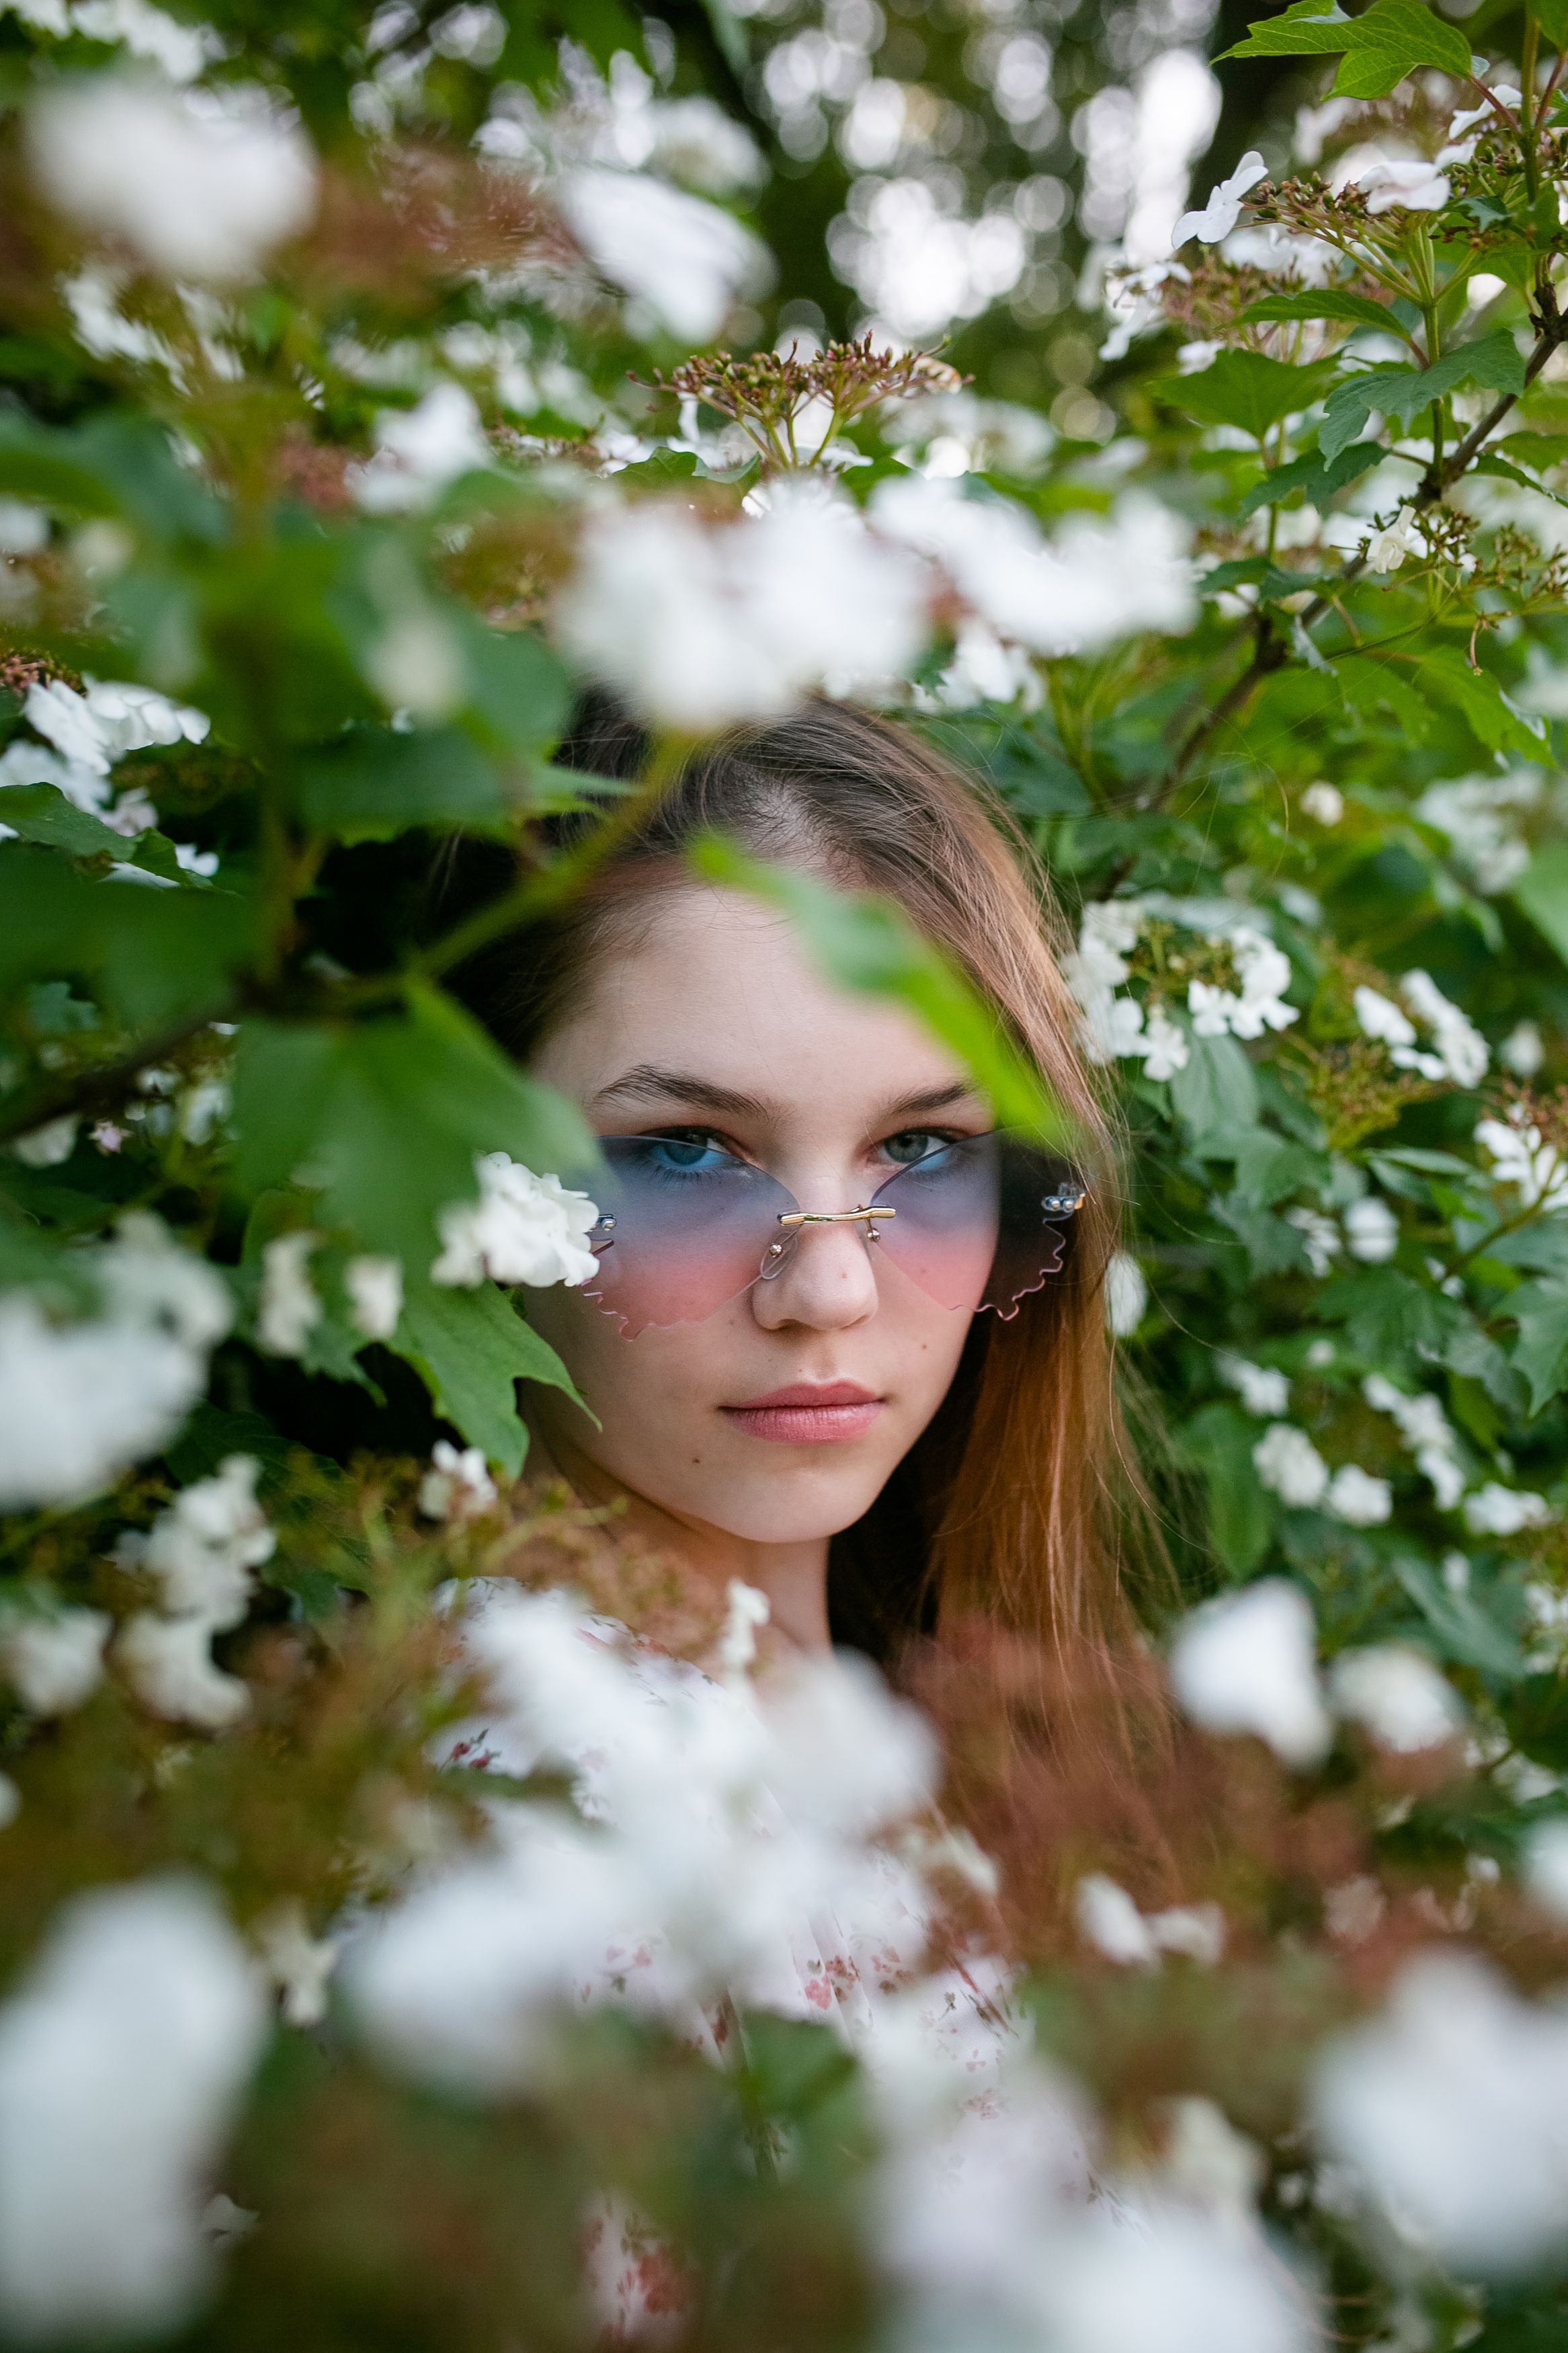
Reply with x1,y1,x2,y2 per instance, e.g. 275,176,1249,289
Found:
446,696,1155,1679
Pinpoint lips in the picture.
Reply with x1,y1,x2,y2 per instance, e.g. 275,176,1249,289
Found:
720,1380,884,1445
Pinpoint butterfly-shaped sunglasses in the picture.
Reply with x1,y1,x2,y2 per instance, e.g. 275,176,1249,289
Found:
578,1129,1085,1337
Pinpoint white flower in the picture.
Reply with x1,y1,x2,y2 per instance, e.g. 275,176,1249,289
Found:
1524,1819,1568,1921
1186,926,1296,1041
1477,1105,1568,1209
560,167,770,342
1325,1465,1393,1527
1350,156,1451,214
1314,1950,1568,2272
433,1157,599,1290
1171,151,1269,245
1463,1482,1553,1537
139,1456,274,1630
71,0,222,82
1285,1206,1341,1279
1169,1579,1332,1767
716,1579,770,1681
872,477,1195,659
417,1440,499,1523
1401,969,1488,1086
95,1210,231,1351
1139,1010,1190,1081
11,1114,77,1168
0,1607,110,1715
1363,1375,1467,1511
1301,781,1344,826
1344,1195,1399,1263
1364,505,1426,573
348,383,492,514
1253,1423,1330,1509
1217,1355,1290,1419
0,1287,215,1513
1501,1019,1544,1077
22,675,208,779
0,1879,266,2341
1036,2202,1313,2353
28,77,317,282
345,1254,403,1341
253,1900,338,2030
1354,984,1417,1051
556,488,931,730
1104,1251,1147,1337
118,1613,249,1729
1075,1872,1158,1966
257,1230,321,1357
1329,1645,1462,1751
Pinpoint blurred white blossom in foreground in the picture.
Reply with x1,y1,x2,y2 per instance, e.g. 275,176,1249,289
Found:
561,168,771,342
434,1156,600,1289
0,1879,266,2341
1315,1950,1568,2272
0,1604,110,1716
116,1457,272,1728
556,489,930,730
1169,1579,1331,1767
872,478,1195,659
347,1583,939,2091
28,77,318,282
349,383,493,514
1327,1645,1462,1752
0,1215,231,1510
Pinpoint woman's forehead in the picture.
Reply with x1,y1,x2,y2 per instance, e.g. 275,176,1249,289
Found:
535,883,979,1112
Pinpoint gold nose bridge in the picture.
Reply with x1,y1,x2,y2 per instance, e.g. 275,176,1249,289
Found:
776,1205,898,1230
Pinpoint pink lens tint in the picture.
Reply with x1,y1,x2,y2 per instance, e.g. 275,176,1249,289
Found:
581,1136,798,1336
868,1134,1082,1317
580,1133,1083,1336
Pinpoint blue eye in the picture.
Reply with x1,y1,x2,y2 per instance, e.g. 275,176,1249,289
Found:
880,1131,956,1168
603,1133,749,1187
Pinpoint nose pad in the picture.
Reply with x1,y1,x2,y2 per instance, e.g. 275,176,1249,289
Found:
751,1218,880,1328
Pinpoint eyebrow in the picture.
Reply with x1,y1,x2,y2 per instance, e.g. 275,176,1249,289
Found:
589,1066,984,1123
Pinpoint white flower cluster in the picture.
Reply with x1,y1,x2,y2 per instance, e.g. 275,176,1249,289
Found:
0,674,209,844
1362,1375,1467,1512
0,1879,266,2342
418,1440,499,1523
1418,770,1540,897
1064,901,1296,1081
561,167,771,343
433,1156,600,1290
1476,1101,1568,1210
347,382,493,515
0,1602,110,1717
1314,1948,1568,2274
0,1213,231,1511
27,76,317,284
1251,1424,1391,1527
1171,1580,1462,1767
117,1456,273,1729
1354,970,1489,1089
556,483,931,732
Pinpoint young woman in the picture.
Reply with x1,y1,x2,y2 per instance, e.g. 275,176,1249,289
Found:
451,697,1147,1684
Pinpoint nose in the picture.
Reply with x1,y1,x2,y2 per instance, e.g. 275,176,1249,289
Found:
750,1216,880,1332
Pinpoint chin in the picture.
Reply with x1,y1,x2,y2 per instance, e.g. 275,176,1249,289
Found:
677,1467,889,1548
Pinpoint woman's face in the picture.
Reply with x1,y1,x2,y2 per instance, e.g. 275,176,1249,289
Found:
524,883,989,1548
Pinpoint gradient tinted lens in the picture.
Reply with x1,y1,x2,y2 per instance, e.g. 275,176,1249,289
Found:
582,1137,797,1334
870,1134,1081,1317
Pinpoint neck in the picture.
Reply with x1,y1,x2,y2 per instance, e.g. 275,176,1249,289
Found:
523,1421,833,1655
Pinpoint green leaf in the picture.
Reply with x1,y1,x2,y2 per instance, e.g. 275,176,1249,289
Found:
1221,0,1471,89
1508,1277,1568,1412
233,982,595,1272
296,725,509,843
0,846,249,1025
1513,844,1568,965
454,621,573,760
1390,1554,1524,1677
1320,333,1526,459
1419,646,1544,758
1241,289,1401,332
1178,1402,1272,1575
1473,451,1568,510
1237,441,1383,517
1167,1033,1260,1142
394,1281,585,1477
1337,655,1434,738
690,836,1069,1148
1158,352,1337,441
